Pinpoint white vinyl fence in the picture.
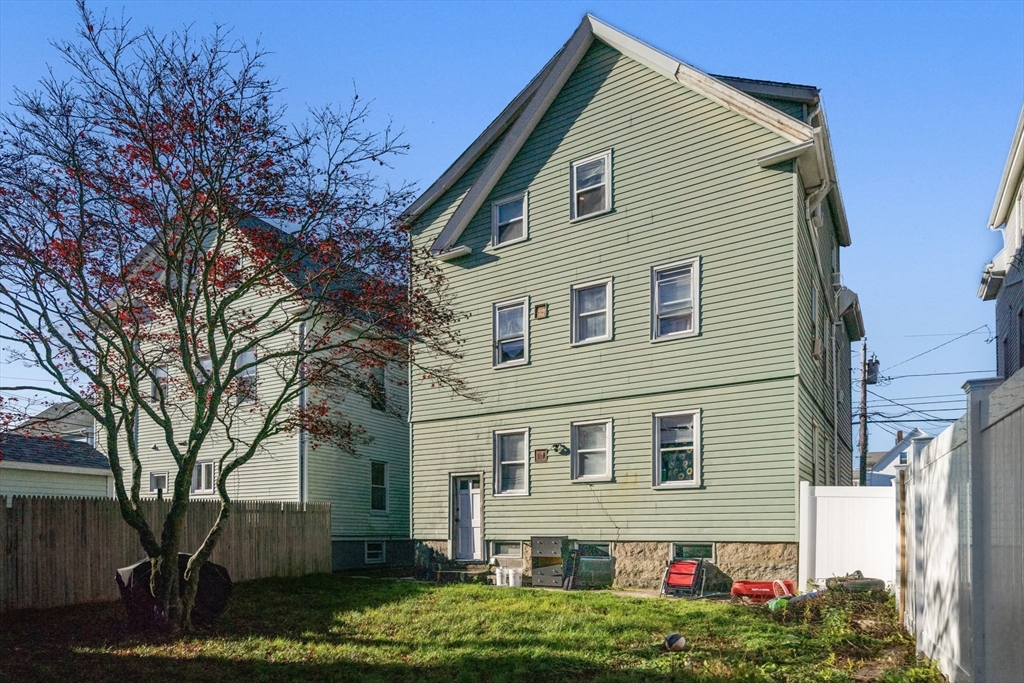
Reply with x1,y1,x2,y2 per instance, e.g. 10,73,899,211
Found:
798,482,897,590
902,372,1024,683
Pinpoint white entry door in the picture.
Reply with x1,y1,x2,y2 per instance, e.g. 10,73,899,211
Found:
454,476,482,560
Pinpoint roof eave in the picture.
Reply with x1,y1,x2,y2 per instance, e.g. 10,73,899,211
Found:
989,105,1024,229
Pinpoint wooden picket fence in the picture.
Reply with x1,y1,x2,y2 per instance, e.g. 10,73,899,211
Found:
0,496,332,612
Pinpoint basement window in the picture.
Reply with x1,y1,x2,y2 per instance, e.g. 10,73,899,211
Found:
491,541,523,558
365,541,386,564
672,543,714,562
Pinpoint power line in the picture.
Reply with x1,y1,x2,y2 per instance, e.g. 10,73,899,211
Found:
885,370,995,379
882,325,990,372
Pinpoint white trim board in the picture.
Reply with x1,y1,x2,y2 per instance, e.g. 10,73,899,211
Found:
0,460,112,477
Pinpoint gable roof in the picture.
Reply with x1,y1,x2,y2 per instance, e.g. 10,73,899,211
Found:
405,15,850,256
869,427,928,475
0,434,109,470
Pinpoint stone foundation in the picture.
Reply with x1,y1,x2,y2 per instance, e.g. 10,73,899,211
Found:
716,542,798,583
609,541,798,590
412,539,797,589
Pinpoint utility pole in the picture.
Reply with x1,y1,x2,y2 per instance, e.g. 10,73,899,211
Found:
859,340,868,486
858,341,879,486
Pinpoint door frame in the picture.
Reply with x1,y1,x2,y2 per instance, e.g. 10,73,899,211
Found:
448,471,485,561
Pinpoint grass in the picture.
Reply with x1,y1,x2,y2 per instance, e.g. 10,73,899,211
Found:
1,573,944,682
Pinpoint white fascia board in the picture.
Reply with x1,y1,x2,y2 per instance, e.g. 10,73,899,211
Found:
990,105,1024,229
0,460,112,477
429,17,597,256
587,15,814,145
757,139,815,167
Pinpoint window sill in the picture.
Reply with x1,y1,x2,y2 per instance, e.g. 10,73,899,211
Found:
370,510,390,516
653,482,701,490
570,336,613,347
491,236,528,250
571,477,613,484
569,207,613,224
492,360,529,370
493,491,529,498
650,330,699,344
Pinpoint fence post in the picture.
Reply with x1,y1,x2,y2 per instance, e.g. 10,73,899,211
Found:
963,378,1000,683
798,481,813,590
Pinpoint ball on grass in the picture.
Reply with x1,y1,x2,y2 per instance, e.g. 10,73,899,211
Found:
664,633,686,651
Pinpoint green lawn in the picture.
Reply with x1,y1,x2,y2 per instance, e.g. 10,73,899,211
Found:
2,574,942,682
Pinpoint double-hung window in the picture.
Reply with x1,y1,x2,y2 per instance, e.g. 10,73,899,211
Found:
369,366,387,412
493,299,528,367
192,461,215,494
492,193,527,247
235,350,257,403
197,356,213,384
571,420,612,482
653,411,700,488
151,366,168,401
371,461,388,511
570,151,612,220
572,279,612,344
494,429,528,495
652,260,699,340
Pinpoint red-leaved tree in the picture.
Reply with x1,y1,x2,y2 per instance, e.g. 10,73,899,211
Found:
0,2,465,629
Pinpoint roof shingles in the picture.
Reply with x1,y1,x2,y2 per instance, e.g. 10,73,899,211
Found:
0,434,109,470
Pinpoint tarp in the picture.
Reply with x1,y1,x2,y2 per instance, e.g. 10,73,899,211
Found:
115,553,232,628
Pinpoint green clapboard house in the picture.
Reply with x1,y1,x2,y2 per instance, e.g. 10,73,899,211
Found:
405,15,865,589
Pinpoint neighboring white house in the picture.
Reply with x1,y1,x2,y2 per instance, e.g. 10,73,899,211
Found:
0,433,112,498
866,428,927,486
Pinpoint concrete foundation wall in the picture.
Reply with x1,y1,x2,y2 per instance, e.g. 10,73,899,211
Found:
332,539,414,571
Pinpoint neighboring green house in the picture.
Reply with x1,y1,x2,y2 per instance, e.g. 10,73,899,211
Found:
405,16,864,588
0,434,112,498
115,220,410,571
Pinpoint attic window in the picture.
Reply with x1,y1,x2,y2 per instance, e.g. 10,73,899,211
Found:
492,193,527,247
570,151,612,220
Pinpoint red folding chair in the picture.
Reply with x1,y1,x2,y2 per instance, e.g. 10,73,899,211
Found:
660,559,706,598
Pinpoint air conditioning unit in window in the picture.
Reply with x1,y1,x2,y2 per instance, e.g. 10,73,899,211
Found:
812,338,825,362
832,272,843,290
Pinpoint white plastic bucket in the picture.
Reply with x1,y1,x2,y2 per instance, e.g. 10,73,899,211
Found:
494,566,506,586
509,568,523,587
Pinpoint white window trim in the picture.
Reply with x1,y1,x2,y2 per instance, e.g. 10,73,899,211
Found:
651,258,701,342
493,427,530,496
652,409,702,489
490,540,524,558
570,278,613,346
491,191,529,248
571,419,613,483
492,297,530,369
149,471,168,493
192,460,216,495
370,460,389,513
569,149,613,222
364,541,386,564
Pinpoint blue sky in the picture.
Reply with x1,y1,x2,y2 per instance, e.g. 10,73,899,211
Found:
1,1,1022,457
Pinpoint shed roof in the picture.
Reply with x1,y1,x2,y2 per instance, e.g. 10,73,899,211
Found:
0,434,109,470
